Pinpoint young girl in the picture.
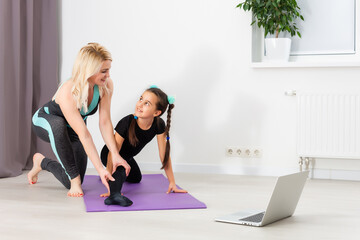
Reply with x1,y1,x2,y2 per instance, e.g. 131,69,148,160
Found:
100,86,187,206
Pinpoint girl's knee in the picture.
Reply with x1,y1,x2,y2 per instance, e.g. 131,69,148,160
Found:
134,175,142,183
127,174,142,183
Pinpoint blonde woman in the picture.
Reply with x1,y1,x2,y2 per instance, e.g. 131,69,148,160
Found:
28,43,130,197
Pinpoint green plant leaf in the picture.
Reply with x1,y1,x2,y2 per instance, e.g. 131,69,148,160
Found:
244,3,249,11
236,0,304,37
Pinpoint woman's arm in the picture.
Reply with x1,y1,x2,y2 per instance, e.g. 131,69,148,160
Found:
57,82,114,190
157,133,187,193
98,79,130,175
106,132,125,174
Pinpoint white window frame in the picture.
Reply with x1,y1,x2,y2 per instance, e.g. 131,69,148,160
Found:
251,1,360,68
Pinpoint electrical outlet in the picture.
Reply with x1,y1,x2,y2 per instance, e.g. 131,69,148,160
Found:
252,148,262,158
243,148,251,158
226,146,263,158
233,147,246,157
235,148,242,157
225,147,236,157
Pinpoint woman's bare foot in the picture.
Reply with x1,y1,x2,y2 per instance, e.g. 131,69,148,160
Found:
67,176,84,197
27,153,45,184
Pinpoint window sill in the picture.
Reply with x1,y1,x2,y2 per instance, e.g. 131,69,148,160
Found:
251,61,360,68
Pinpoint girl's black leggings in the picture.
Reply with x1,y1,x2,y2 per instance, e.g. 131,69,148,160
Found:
100,148,142,195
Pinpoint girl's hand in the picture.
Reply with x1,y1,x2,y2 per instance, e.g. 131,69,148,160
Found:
111,154,131,176
100,192,124,198
166,182,188,194
99,168,115,194
100,192,110,198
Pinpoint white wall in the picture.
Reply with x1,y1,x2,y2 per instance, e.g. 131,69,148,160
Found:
60,0,360,180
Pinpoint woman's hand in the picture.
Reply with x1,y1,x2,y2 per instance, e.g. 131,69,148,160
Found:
166,182,188,194
98,168,115,194
111,154,131,176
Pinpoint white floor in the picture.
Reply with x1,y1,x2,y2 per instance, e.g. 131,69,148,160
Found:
0,169,359,240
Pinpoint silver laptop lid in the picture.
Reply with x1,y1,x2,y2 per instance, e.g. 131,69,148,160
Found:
261,171,309,226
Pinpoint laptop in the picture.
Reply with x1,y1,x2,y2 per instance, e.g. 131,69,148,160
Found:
215,171,309,227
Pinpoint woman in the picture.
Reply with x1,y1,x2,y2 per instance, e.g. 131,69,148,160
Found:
28,43,130,197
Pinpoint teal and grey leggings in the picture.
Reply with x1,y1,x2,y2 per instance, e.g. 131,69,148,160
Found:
32,106,87,189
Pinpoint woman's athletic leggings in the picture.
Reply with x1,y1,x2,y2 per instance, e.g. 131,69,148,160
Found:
100,149,142,195
32,106,87,189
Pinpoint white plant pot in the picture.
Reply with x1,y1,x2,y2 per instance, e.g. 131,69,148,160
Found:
265,38,291,62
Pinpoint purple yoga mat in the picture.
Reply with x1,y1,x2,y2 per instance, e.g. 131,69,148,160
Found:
82,174,207,212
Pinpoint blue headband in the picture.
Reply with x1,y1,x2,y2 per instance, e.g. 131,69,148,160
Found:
167,95,175,104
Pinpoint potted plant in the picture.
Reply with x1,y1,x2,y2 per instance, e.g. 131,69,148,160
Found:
236,0,304,62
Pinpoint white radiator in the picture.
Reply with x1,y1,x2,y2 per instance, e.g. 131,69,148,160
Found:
297,93,360,159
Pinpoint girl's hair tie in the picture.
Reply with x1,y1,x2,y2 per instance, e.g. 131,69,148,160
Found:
167,95,175,104
166,136,170,141
134,115,138,120
149,85,158,89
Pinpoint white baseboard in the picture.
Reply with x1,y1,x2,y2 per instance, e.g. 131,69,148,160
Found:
309,168,360,181
88,161,360,181
136,162,360,181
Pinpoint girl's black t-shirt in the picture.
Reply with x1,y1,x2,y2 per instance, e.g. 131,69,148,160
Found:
101,114,165,161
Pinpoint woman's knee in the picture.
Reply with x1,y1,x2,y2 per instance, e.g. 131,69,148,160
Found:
51,118,68,133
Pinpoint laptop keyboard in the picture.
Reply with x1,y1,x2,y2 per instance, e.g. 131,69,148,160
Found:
239,212,265,223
